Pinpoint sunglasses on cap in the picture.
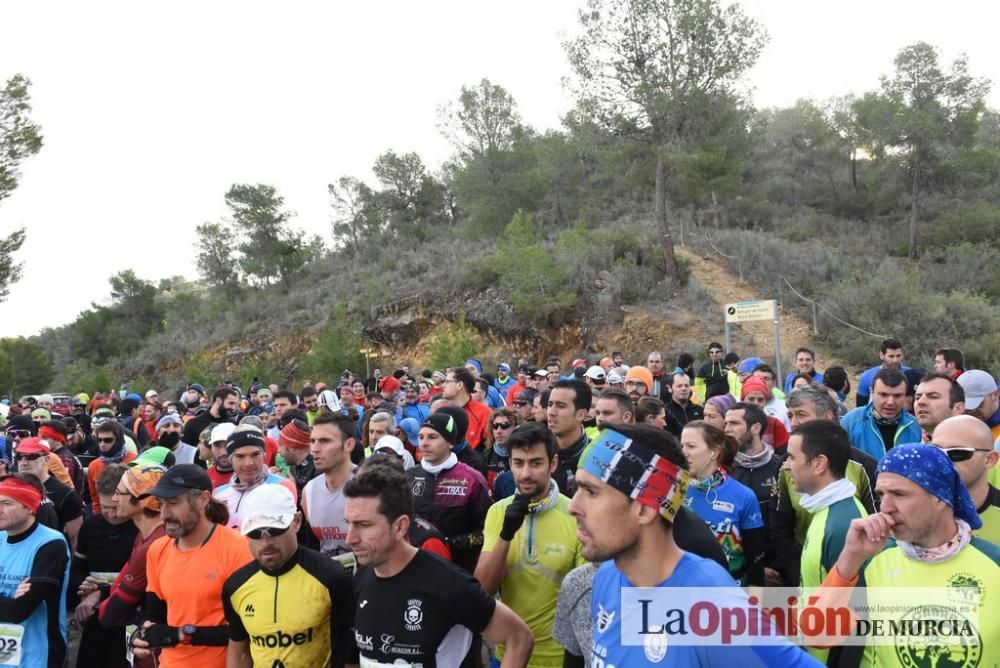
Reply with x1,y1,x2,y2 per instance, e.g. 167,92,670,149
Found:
935,446,993,463
246,525,291,540
15,453,46,462
491,422,512,430
5,429,31,440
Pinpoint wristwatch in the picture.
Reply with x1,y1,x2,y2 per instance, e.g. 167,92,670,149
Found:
180,624,197,645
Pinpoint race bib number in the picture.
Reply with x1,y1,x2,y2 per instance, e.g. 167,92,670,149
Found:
125,625,137,663
0,624,24,666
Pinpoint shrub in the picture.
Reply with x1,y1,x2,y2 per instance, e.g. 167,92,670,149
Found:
427,315,479,370
297,305,368,384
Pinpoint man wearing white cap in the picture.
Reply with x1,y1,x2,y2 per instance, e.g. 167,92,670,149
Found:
958,369,1000,488
373,435,415,470
206,423,236,488
583,365,607,391
223,484,356,668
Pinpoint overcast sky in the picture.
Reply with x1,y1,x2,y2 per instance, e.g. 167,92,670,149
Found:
2,0,999,339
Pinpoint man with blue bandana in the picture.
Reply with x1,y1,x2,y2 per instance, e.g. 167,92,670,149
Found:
820,443,1000,666
569,424,821,667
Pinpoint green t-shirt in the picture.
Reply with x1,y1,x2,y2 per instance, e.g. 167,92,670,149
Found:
800,495,867,664
975,484,1000,547
783,463,875,545
859,539,1000,667
482,494,585,668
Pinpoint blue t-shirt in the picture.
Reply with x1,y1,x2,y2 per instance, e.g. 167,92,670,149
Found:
857,364,911,403
684,475,763,580
783,371,824,395
590,554,822,667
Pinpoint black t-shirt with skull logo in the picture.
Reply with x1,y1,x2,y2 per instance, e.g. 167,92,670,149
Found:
352,549,495,666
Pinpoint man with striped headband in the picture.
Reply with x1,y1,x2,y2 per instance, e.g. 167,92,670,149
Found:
569,424,820,667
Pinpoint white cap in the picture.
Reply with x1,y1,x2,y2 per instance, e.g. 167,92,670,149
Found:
585,365,607,382
374,435,406,458
239,484,297,536
957,370,998,411
145,389,158,399
210,422,237,444
607,371,625,385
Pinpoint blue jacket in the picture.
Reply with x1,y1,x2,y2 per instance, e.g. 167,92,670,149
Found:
401,402,430,423
493,376,516,395
840,403,921,461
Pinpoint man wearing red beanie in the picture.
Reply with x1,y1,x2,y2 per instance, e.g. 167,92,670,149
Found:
0,473,71,668
277,420,315,496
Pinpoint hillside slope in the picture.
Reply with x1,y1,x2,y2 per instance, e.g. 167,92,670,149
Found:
677,246,853,379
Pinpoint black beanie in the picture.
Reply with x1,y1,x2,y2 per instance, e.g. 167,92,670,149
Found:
422,409,463,446
7,414,36,435
226,429,266,455
436,406,469,444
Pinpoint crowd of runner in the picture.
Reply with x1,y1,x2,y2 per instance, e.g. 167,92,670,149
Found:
0,338,997,667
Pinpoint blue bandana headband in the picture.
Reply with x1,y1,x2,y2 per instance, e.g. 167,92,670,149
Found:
581,429,689,523
878,444,982,530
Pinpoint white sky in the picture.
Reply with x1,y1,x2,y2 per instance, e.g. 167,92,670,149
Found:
2,0,999,338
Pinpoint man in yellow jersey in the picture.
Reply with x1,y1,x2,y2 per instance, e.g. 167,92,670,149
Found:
222,484,356,668
783,420,867,665
820,443,1000,666
475,422,585,668
930,414,1000,545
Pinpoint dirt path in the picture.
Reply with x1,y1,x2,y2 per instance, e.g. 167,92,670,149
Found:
676,246,856,382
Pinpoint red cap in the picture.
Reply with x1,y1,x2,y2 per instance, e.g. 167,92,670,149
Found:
15,437,51,456
381,376,401,395
571,358,588,370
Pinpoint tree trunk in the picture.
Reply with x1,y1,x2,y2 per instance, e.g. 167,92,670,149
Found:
655,153,679,278
909,164,919,260
849,149,858,192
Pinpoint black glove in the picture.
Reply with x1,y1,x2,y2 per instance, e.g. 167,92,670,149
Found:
500,493,531,541
140,624,179,649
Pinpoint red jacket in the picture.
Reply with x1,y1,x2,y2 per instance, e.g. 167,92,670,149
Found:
463,399,493,450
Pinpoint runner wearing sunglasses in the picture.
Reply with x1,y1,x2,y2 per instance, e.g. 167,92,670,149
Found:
223,484,357,668
930,415,1000,544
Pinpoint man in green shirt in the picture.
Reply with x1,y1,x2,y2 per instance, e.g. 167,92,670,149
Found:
474,422,585,668
931,414,1000,545
783,420,867,665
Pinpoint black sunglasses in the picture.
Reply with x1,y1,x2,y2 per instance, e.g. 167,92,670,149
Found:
5,430,31,440
491,422,512,430
513,401,528,407
15,453,46,462
246,525,291,540
937,446,993,463
97,437,117,445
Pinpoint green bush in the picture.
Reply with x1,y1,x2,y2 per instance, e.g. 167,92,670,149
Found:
428,315,479,370
818,259,1000,369
297,306,368,384
491,210,577,322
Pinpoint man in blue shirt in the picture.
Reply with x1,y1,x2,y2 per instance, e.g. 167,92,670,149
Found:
0,473,70,668
568,424,820,667
856,338,910,406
